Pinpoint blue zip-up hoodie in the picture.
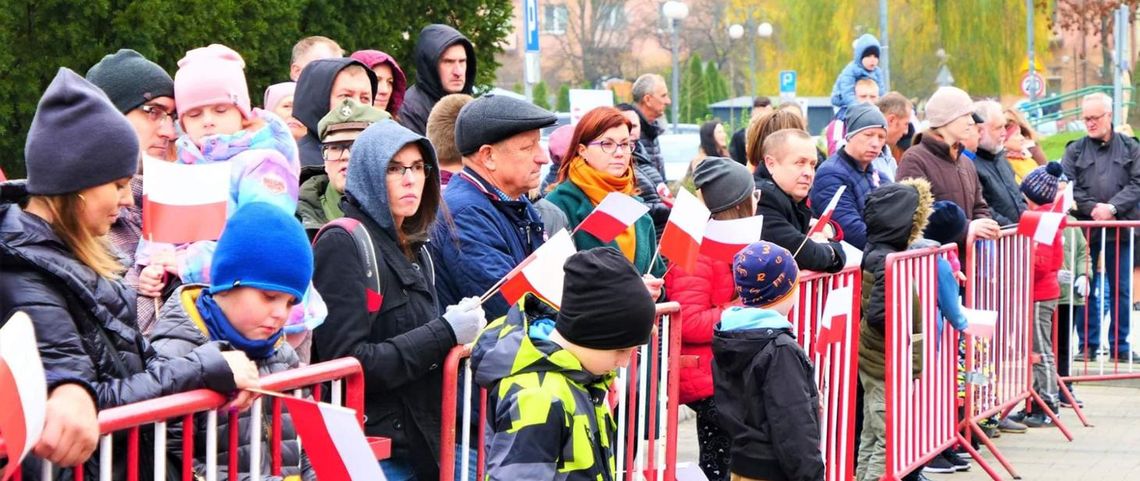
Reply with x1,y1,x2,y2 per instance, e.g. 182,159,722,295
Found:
810,148,892,249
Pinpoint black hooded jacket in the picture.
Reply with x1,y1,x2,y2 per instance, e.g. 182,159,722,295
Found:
293,58,377,167
634,106,667,180
398,24,477,135
632,143,670,239
713,320,823,481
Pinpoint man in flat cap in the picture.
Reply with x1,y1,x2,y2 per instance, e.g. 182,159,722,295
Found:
430,94,558,320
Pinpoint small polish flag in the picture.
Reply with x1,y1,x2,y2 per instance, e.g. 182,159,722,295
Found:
1017,210,1066,246
807,185,847,238
962,307,998,339
142,157,230,244
1054,182,1074,214
575,192,649,243
659,189,710,273
501,230,578,308
0,312,47,481
813,284,853,356
699,216,764,264
281,396,387,481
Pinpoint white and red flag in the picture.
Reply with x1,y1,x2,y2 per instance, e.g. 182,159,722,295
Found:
142,157,229,244
659,189,711,273
1017,210,1065,246
962,308,998,340
813,284,853,356
699,216,764,264
500,230,578,308
1054,182,1074,214
0,312,47,481
807,185,847,238
281,396,387,481
575,192,649,243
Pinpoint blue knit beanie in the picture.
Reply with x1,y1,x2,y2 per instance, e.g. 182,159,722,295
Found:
25,68,139,195
1020,162,1065,206
924,200,967,245
733,241,800,308
209,202,313,302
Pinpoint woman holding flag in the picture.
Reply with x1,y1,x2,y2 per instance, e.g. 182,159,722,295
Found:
0,69,260,480
545,107,666,296
310,120,485,481
662,157,760,481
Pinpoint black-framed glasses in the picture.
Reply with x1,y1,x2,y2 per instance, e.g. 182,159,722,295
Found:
588,139,634,154
322,141,354,161
138,104,175,125
386,161,432,177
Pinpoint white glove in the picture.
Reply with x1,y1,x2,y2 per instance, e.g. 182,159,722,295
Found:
444,296,487,345
1057,270,1073,285
1073,275,1090,298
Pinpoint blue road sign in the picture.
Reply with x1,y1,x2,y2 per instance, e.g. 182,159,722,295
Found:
525,0,540,53
779,70,797,95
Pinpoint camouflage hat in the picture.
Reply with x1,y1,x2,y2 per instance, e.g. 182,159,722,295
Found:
318,98,390,143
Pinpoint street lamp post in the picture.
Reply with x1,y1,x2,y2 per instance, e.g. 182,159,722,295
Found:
729,20,773,99
728,24,744,128
663,1,689,133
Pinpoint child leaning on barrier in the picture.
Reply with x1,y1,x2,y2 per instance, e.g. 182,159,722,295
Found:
150,203,314,481
1008,163,1066,428
855,178,933,481
471,247,658,481
711,241,824,481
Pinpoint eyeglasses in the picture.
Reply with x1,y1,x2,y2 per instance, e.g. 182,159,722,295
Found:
588,139,634,154
386,161,431,177
322,141,354,161
138,104,175,125
1082,112,1109,123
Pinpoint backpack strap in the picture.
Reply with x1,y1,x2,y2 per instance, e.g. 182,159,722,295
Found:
314,218,384,314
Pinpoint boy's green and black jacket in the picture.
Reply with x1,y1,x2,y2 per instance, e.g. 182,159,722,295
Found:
471,295,618,481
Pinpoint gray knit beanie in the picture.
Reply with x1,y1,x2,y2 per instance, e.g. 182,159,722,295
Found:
86,49,174,114
25,69,139,195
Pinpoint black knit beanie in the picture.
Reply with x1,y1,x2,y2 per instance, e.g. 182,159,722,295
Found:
556,247,657,350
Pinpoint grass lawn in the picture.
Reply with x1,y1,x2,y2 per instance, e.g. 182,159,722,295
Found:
1038,130,1085,162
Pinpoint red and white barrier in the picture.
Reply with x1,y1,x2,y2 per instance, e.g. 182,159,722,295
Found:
787,266,860,481
883,244,995,481
964,228,1072,479
439,302,682,481
2,358,387,481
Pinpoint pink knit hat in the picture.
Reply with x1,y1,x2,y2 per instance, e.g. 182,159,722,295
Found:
263,82,296,111
175,44,251,118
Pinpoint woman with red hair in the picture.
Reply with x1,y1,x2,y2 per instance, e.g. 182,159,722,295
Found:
545,107,666,294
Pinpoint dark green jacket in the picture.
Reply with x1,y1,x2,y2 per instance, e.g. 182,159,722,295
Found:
296,174,341,239
544,181,666,278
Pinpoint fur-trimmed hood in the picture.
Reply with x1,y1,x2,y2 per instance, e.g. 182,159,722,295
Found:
863,177,933,251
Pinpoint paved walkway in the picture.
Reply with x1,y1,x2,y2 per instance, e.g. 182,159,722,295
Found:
675,383,1140,480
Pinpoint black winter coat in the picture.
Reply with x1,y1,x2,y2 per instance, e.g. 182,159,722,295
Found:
634,107,668,180
974,147,1026,227
632,144,670,240
754,170,844,273
0,198,237,481
397,25,476,135
712,323,823,481
311,202,457,481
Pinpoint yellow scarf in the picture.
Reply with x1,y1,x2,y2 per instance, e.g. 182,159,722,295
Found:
568,156,638,260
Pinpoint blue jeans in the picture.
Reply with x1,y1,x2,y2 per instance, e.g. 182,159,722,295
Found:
379,457,417,481
1080,233,1133,354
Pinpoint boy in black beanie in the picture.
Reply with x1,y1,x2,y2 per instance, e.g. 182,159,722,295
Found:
471,247,657,481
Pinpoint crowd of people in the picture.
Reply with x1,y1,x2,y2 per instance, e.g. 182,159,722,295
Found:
1,27,1139,481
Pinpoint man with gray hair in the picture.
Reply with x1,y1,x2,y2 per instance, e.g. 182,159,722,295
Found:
632,73,671,179
290,36,344,81
1062,92,1140,362
973,99,1026,226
